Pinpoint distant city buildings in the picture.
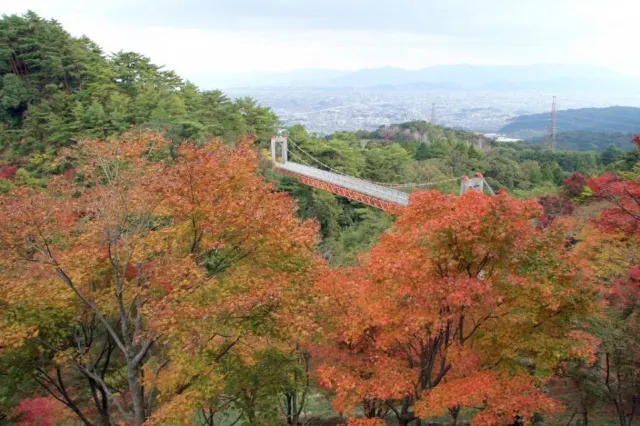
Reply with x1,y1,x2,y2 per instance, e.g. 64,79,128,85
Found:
483,133,523,143
226,87,631,136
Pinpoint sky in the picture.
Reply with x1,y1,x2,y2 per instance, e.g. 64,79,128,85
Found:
1,0,639,84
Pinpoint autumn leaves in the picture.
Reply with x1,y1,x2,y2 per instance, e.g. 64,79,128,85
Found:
0,132,623,425
0,133,319,424
313,191,597,425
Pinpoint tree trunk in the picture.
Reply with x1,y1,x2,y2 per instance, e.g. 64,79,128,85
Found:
128,363,146,426
449,405,460,426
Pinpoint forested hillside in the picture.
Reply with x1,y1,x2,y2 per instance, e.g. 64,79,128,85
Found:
3,11,640,426
0,12,277,171
499,106,640,139
275,120,613,264
528,131,636,152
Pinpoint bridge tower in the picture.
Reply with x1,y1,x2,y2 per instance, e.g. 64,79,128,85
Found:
460,173,486,195
270,133,288,165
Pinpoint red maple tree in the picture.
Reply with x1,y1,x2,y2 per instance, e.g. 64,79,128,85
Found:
315,190,597,425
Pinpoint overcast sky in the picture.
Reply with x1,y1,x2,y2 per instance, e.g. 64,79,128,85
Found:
2,0,639,80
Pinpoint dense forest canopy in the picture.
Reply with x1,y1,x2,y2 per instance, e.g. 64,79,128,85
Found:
499,106,640,152
2,10,640,426
528,131,637,152
0,11,277,167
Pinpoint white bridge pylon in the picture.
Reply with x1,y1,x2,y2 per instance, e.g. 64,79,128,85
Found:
270,134,493,210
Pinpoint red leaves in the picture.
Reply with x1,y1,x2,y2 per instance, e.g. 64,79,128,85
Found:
587,172,619,194
13,397,69,426
62,168,75,182
539,195,574,217
632,134,640,148
607,265,640,310
537,195,573,230
629,265,640,281
0,165,17,180
564,172,588,197
588,173,640,237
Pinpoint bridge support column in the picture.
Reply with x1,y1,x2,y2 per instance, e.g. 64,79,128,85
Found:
270,136,277,164
270,134,288,165
460,173,485,195
282,136,288,164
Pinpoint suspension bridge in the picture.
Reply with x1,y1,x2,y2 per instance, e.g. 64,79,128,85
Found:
270,135,495,211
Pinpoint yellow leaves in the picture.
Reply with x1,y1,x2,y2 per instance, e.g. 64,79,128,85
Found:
2,132,324,421
145,389,204,426
577,225,640,285
0,321,38,349
344,419,386,426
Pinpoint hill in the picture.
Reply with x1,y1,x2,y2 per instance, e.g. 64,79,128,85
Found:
0,11,277,170
499,106,640,137
527,131,637,152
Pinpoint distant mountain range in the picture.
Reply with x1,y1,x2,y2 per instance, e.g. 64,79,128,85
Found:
193,64,640,95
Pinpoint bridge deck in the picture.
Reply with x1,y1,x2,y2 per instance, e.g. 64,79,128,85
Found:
277,161,409,206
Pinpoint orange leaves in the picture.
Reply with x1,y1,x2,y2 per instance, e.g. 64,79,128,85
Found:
0,132,322,422
416,372,562,425
344,419,386,426
314,189,596,422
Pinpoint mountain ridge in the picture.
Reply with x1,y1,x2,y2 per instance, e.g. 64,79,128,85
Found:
196,64,637,93
500,106,640,137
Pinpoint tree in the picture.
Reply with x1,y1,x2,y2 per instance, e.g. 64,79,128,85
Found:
564,172,589,198
415,143,431,161
0,132,319,425
362,143,415,183
588,172,640,236
569,137,640,426
314,190,597,425
0,12,277,166
601,145,624,166
537,195,573,229
540,161,565,185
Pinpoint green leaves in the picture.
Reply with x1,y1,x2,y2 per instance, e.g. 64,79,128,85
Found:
0,12,279,168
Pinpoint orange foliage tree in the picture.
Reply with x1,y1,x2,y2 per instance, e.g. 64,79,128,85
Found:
314,190,598,425
579,150,640,426
0,133,319,425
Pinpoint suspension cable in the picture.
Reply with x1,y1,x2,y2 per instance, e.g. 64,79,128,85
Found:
483,179,496,195
287,139,466,189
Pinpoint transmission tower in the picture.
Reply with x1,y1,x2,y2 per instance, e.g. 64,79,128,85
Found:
546,96,557,149
430,102,436,124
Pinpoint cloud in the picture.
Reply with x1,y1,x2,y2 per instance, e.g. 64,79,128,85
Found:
2,0,639,80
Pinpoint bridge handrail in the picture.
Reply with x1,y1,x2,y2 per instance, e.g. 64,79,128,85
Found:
277,162,409,205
